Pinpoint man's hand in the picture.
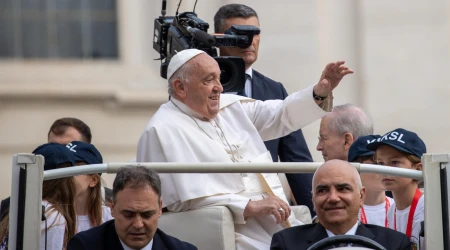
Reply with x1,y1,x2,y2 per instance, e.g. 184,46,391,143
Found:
243,196,291,224
314,61,354,97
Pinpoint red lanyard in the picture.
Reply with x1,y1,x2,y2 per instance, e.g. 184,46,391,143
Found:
394,189,422,238
360,197,391,227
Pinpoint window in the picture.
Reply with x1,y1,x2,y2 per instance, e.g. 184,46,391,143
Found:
0,0,118,59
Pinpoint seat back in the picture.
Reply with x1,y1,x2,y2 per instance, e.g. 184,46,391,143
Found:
159,206,236,250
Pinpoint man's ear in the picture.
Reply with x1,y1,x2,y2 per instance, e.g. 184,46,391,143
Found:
343,132,354,150
173,79,187,99
110,199,115,217
359,187,366,207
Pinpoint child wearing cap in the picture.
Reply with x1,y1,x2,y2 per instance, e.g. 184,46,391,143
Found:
367,128,425,250
0,143,77,250
65,141,113,233
348,135,395,228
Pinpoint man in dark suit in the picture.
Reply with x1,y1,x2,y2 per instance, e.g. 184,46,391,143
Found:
214,4,316,215
271,160,411,250
68,166,197,250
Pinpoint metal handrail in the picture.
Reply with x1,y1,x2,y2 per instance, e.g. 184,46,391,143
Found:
43,162,423,180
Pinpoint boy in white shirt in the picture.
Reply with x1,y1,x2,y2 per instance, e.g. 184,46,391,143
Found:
348,135,394,227
367,128,426,250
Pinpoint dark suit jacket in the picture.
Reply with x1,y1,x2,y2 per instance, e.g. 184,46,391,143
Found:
67,220,197,250
270,223,412,250
251,70,315,214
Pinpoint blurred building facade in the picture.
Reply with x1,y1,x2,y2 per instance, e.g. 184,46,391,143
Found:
0,0,449,198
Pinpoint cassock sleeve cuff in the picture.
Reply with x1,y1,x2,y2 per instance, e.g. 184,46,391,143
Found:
227,196,251,225
281,84,329,131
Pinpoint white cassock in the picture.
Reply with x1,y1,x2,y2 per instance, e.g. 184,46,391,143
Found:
137,85,329,250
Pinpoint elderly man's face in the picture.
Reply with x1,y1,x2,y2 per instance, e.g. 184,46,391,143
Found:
180,54,223,119
111,185,162,249
219,16,260,70
316,115,349,161
313,160,365,232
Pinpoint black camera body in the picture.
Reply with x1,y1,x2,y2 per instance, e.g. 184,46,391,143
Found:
153,8,260,93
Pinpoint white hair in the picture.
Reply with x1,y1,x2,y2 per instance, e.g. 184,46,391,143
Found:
327,104,373,139
167,59,193,96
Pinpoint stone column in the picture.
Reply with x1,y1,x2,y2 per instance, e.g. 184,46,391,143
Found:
316,0,365,106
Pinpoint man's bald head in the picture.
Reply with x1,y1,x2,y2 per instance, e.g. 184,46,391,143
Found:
313,160,363,192
312,159,365,234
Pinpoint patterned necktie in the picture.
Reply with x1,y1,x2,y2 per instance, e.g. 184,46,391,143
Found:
237,74,251,97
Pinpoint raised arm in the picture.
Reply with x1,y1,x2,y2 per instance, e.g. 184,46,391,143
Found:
242,61,353,141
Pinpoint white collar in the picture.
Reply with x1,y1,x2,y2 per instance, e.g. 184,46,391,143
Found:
325,222,359,237
245,67,253,79
170,94,251,115
119,239,153,250
170,97,206,120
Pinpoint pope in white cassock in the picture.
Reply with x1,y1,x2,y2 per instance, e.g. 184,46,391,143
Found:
137,49,353,250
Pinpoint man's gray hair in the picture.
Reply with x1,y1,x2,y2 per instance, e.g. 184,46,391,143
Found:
112,166,161,204
328,104,373,139
214,4,258,33
167,59,193,96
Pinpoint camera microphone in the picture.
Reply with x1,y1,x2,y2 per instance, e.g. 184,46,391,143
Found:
186,26,215,46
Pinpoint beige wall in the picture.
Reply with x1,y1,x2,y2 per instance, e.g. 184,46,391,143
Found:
0,0,449,199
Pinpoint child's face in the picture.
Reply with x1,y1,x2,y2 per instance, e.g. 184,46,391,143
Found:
375,145,421,191
360,159,386,193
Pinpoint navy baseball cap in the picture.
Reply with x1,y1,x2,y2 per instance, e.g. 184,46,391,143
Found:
32,143,76,171
366,128,426,158
348,135,381,162
65,141,103,175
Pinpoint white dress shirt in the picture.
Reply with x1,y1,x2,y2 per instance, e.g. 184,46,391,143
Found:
120,239,153,250
325,222,359,237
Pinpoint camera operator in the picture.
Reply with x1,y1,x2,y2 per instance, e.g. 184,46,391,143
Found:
214,4,316,215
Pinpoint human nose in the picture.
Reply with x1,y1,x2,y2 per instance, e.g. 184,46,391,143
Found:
327,189,340,202
133,215,144,228
215,79,223,92
316,141,323,151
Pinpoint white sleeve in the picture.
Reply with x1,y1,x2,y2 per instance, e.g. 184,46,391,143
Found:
241,85,328,141
413,197,425,250
41,212,66,250
137,126,168,162
102,205,114,223
166,194,250,224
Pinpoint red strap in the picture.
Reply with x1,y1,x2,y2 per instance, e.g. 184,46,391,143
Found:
360,197,391,227
394,189,422,238
384,197,390,228
360,207,367,224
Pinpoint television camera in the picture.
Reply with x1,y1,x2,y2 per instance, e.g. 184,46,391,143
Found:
152,0,260,92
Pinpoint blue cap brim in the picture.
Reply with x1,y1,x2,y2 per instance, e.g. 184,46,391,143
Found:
349,151,374,162
366,141,415,156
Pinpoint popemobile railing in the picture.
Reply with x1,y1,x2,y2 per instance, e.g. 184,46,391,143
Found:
7,153,450,250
